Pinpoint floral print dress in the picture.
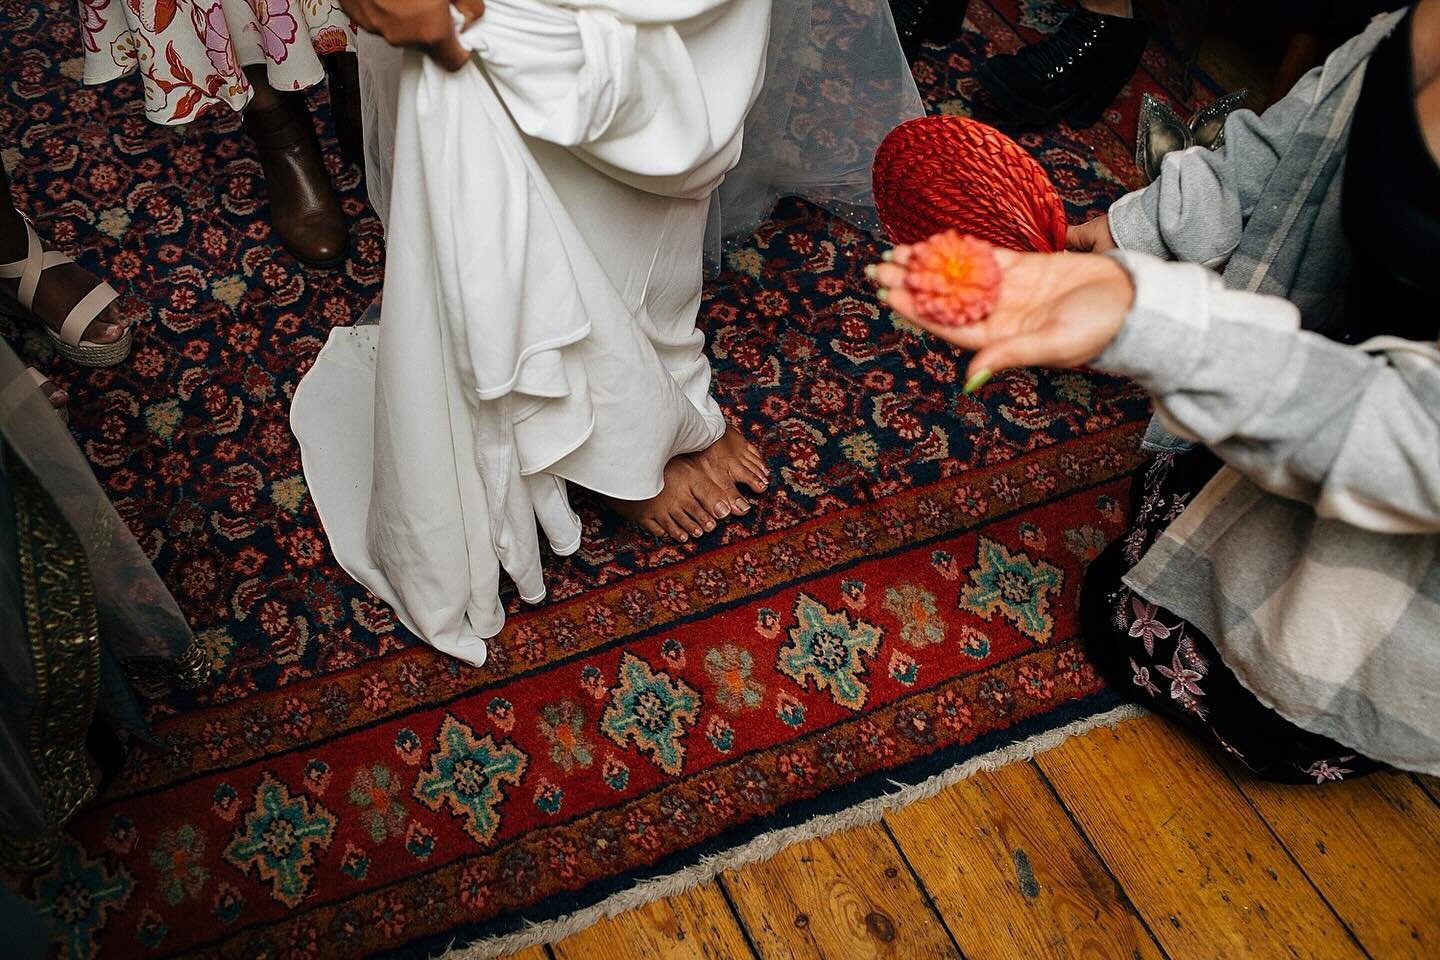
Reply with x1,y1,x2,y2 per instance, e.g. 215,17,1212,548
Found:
1079,448,1383,785
79,0,355,124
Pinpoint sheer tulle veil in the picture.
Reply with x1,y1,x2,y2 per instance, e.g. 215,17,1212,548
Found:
0,339,198,870
709,0,924,258
359,0,923,249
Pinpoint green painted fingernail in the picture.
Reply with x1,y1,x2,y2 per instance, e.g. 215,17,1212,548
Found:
881,250,894,262
864,264,878,280
963,369,993,394
877,288,889,303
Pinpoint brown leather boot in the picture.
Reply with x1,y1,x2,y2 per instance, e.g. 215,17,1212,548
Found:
244,92,349,269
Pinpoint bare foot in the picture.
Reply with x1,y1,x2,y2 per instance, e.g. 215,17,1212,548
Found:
688,424,769,514
602,455,738,542
26,367,68,410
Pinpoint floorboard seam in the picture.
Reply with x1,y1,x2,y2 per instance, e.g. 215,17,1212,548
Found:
1029,755,1175,960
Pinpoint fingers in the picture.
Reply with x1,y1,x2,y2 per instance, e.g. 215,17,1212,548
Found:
882,285,918,320
425,30,472,71
452,0,486,28
871,262,906,289
1063,215,1115,254
968,328,1074,380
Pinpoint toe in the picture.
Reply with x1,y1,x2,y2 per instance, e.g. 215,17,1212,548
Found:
738,464,768,492
641,517,666,539
680,500,711,537
664,511,693,542
84,319,126,344
731,496,751,515
691,473,733,522
684,496,717,534
660,514,689,542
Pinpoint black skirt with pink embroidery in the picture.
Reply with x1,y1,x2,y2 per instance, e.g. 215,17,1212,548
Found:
1078,448,1383,785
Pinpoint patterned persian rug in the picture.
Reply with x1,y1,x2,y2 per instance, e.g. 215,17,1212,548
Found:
2,1,1217,956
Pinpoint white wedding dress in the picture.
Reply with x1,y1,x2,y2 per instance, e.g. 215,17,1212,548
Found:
291,0,921,664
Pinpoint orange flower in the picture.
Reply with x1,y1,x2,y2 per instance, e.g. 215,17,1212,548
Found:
903,230,1002,326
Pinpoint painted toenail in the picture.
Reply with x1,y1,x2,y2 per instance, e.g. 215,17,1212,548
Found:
714,502,730,517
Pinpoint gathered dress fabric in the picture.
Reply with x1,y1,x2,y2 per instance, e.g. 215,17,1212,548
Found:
77,0,355,124
290,0,921,665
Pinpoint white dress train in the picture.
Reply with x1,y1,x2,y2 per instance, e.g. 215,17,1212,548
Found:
291,0,923,664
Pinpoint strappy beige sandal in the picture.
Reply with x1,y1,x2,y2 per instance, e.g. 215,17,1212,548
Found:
0,218,131,367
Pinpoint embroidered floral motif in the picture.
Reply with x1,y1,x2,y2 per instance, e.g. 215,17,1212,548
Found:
888,650,919,686
1063,524,1108,561
601,755,631,791
223,773,336,908
148,824,209,905
776,692,807,727
1301,757,1356,783
36,844,134,960
1129,657,1161,697
338,843,369,880
135,908,168,948
706,716,735,752
537,701,595,771
533,780,564,816
212,883,244,924
1127,598,1171,655
959,539,1064,643
883,583,946,647
958,624,991,659
777,594,882,709
704,644,765,712
404,822,436,860
412,715,527,846
347,764,408,843
1155,636,1209,718
601,653,701,775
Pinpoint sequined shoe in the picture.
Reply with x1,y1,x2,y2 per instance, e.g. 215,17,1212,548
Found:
977,10,1149,129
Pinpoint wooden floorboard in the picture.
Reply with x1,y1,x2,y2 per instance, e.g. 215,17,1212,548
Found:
720,823,961,958
1416,774,1440,809
885,759,1164,960
1240,771,1440,959
523,716,1440,960
1033,716,1367,960
549,883,756,960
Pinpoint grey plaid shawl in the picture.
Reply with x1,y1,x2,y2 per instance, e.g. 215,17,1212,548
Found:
1098,10,1440,774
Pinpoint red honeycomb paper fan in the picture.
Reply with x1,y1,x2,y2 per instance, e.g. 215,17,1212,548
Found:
872,115,1068,252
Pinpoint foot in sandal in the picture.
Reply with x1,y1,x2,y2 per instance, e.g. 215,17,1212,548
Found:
0,203,130,367
25,366,68,412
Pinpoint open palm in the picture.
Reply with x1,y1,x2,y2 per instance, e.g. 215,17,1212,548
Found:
874,246,1134,385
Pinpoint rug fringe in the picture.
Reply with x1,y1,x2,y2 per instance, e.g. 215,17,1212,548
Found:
434,703,1146,959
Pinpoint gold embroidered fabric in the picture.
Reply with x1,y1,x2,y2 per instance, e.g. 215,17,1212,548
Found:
0,450,100,874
